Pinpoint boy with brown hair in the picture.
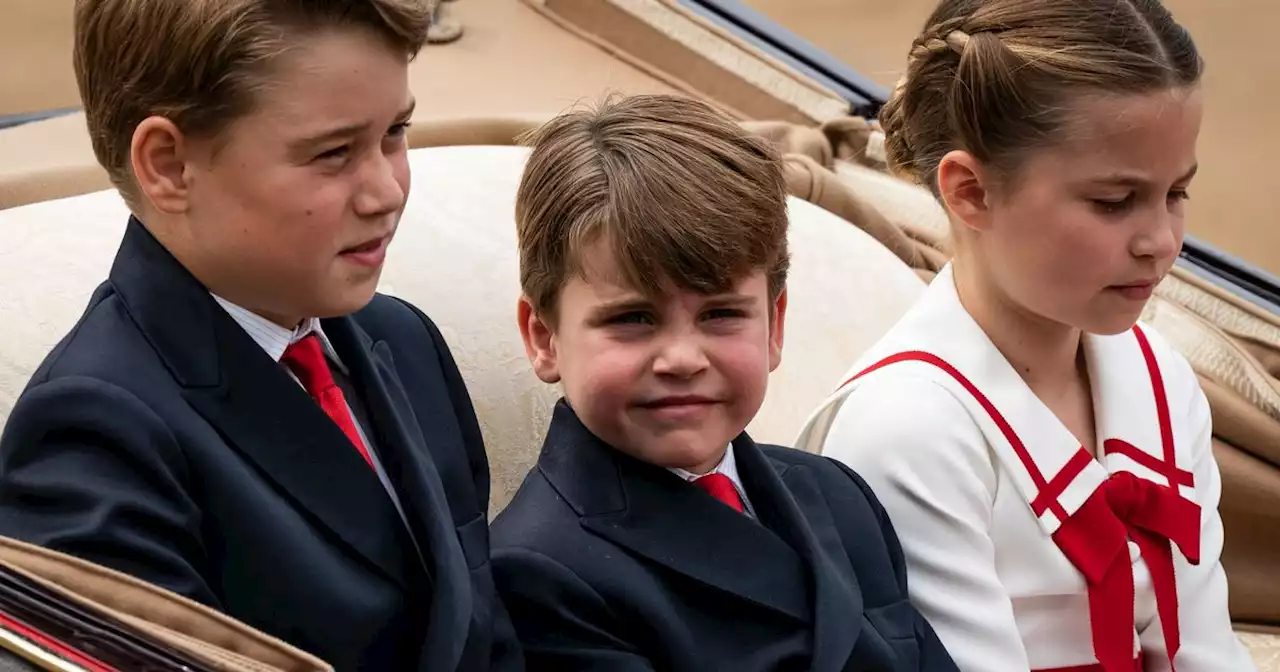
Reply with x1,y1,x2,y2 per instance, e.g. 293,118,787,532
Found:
491,94,956,671
0,1,522,670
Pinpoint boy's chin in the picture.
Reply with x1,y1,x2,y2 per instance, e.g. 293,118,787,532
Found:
310,284,381,318
647,440,732,475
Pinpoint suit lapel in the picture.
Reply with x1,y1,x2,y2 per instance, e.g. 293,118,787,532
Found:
184,314,419,588
322,319,473,671
736,439,863,672
110,219,417,589
539,403,810,624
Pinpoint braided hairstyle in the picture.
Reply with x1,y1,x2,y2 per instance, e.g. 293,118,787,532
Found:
879,0,1202,197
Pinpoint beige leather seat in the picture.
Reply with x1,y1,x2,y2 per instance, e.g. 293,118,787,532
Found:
0,145,1274,668
0,144,925,513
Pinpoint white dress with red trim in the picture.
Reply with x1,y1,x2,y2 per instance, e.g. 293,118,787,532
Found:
795,264,1254,672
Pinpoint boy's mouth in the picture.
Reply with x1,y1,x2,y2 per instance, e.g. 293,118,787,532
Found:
339,234,391,268
638,394,719,408
636,395,722,422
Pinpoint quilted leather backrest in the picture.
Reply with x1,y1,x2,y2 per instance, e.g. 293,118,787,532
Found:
0,145,925,514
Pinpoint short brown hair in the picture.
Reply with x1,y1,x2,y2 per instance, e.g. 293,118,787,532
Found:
74,0,434,206
881,0,1202,196
516,94,789,320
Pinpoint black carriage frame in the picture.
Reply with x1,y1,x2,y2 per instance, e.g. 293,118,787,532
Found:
3,1,1277,315
679,0,1280,315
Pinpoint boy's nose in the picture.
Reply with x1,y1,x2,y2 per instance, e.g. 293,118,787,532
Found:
353,153,406,218
652,337,709,378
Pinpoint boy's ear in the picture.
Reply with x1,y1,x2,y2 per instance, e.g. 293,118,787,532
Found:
131,116,195,215
936,149,993,234
517,296,561,384
768,288,787,373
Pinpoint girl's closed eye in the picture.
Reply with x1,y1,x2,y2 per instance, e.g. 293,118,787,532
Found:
1092,192,1135,215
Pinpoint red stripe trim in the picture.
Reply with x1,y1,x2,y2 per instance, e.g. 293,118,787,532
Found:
1131,325,1179,487
1035,652,1143,672
1103,439,1194,488
0,609,116,672
839,351,1067,522
1030,448,1093,517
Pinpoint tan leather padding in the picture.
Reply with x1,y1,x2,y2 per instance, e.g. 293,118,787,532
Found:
525,0,849,124
0,113,109,211
1143,282,1280,463
0,2,77,117
0,0,856,211
1214,439,1280,626
406,115,547,149
0,0,679,210
0,537,331,672
780,152,940,273
0,114,552,211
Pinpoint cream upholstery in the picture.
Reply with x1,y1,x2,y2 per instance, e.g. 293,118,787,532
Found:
0,145,1274,665
0,145,925,514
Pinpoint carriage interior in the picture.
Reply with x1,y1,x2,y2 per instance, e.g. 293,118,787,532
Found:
0,0,1277,669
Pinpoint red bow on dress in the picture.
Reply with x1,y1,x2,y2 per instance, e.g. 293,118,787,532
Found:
1052,453,1201,672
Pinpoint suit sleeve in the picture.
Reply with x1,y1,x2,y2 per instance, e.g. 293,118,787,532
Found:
395,297,491,508
821,375,1030,671
1145,356,1255,670
390,297,527,669
492,546,656,671
0,376,214,604
827,459,961,671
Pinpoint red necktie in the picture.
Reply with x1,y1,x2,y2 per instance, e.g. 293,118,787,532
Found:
282,334,374,468
692,473,744,513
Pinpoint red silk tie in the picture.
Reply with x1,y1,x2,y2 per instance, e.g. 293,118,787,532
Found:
692,473,744,513
282,334,374,468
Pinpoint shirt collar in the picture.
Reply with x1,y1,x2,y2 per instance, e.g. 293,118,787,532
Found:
210,294,346,371
668,443,743,491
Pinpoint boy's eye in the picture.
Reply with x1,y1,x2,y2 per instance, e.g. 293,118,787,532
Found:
704,308,746,321
607,311,654,326
314,145,350,162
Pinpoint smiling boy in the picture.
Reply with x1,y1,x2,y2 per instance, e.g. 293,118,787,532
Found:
490,94,956,671
0,2,520,670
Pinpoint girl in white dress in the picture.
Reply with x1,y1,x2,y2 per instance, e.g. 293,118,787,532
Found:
797,0,1255,670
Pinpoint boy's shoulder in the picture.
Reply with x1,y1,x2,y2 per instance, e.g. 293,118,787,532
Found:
492,439,891,553
756,442,887,517
350,293,439,343
490,466,587,557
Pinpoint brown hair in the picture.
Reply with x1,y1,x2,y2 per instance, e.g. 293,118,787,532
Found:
516,94,789,320
880,0,1202,196
74,0,434,207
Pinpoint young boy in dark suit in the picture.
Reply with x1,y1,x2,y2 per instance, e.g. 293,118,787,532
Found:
492,94,957,671
0,2,520,670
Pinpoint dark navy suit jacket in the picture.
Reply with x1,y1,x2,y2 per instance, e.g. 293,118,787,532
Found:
0,218,522,671
491,401,958,671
